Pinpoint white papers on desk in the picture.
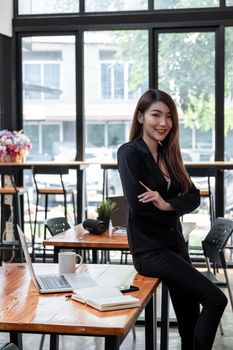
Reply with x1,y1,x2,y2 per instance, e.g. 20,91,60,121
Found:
95,265,137,287
114,228,127,234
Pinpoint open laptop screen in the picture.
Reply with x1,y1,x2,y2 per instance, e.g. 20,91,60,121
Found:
107,196,127,227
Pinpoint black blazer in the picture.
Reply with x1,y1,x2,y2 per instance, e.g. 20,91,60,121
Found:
117,137,200,254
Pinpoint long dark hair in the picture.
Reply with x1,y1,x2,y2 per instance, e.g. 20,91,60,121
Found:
129,89,191,193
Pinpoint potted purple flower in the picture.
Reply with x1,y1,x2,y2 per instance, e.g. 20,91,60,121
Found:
0,129,32,162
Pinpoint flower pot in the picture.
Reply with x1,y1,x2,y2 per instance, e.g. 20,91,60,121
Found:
0,154,23,163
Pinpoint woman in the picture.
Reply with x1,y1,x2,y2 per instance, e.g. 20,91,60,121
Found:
117,89,227,350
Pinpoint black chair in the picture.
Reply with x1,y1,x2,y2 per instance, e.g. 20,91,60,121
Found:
44,216,71,235
39,216,71,261
201,217,233,314
32,166,76,261
44,216,87,261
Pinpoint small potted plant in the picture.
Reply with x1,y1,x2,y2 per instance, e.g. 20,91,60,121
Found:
97,199,116,228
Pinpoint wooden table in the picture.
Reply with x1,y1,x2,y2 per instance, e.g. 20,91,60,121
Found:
43,222,196,263
0,263,159,350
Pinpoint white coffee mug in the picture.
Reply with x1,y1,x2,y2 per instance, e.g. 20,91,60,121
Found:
58,251,83,274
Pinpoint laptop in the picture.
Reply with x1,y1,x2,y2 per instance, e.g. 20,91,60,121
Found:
17,225,96,294
107,196,127,228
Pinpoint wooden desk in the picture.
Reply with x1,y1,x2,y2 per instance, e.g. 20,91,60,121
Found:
0,263,159,350
44,227,127,263
43,222,195,264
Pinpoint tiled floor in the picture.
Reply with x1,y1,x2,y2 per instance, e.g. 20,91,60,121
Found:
0,270,232,349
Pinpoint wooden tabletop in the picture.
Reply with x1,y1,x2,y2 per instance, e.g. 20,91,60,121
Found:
43,222,196,249
43,227,128,249
0,263,159,337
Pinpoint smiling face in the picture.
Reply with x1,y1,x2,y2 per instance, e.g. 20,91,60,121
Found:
138,101,173,148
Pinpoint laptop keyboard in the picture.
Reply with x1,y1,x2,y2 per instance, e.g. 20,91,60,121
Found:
40,275,71,289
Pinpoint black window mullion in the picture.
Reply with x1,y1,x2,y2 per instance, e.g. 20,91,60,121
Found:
75,31,84,161
215,25,225,161
149,28,157,89
13,0,18,17
215,25,225,218
148,0,154,11
15,33,23,131
80,0,85,14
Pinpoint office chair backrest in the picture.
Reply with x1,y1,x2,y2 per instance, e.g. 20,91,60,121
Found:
44,217,71,236
202,217,233,267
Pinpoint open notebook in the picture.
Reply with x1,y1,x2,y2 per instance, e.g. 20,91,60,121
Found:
17,225,96,293
70,285,140,311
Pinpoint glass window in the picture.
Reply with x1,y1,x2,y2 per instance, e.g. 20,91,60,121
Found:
24,64,41,99
101,63,112,99
23,63,60,100
23,123,39,155
86,124,105,148
114,63,124,99
22,36,76,161
84,30,148,151
41,124,60,155
154,0,219,9
226,0,233,5
180,124,192,149
18,0,79,15
101,62,125,99
100,51,142,100
85,0,147,12
158,31,215,162
108,123,125,147
44,64,60,99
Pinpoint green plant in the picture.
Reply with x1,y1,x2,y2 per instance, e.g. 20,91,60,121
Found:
96,199,117,220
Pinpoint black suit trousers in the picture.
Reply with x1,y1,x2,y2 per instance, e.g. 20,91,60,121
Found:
132,245,227,350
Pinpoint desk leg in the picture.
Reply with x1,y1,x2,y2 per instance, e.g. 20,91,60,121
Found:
145,293,157,350
160,283,169,350
105,335,120,350
10,332,23,350
54,247,59,263
77,168,84,224
49,334,59,350
92,249,99,264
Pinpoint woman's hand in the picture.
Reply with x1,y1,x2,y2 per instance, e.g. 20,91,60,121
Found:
138,181,173,211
